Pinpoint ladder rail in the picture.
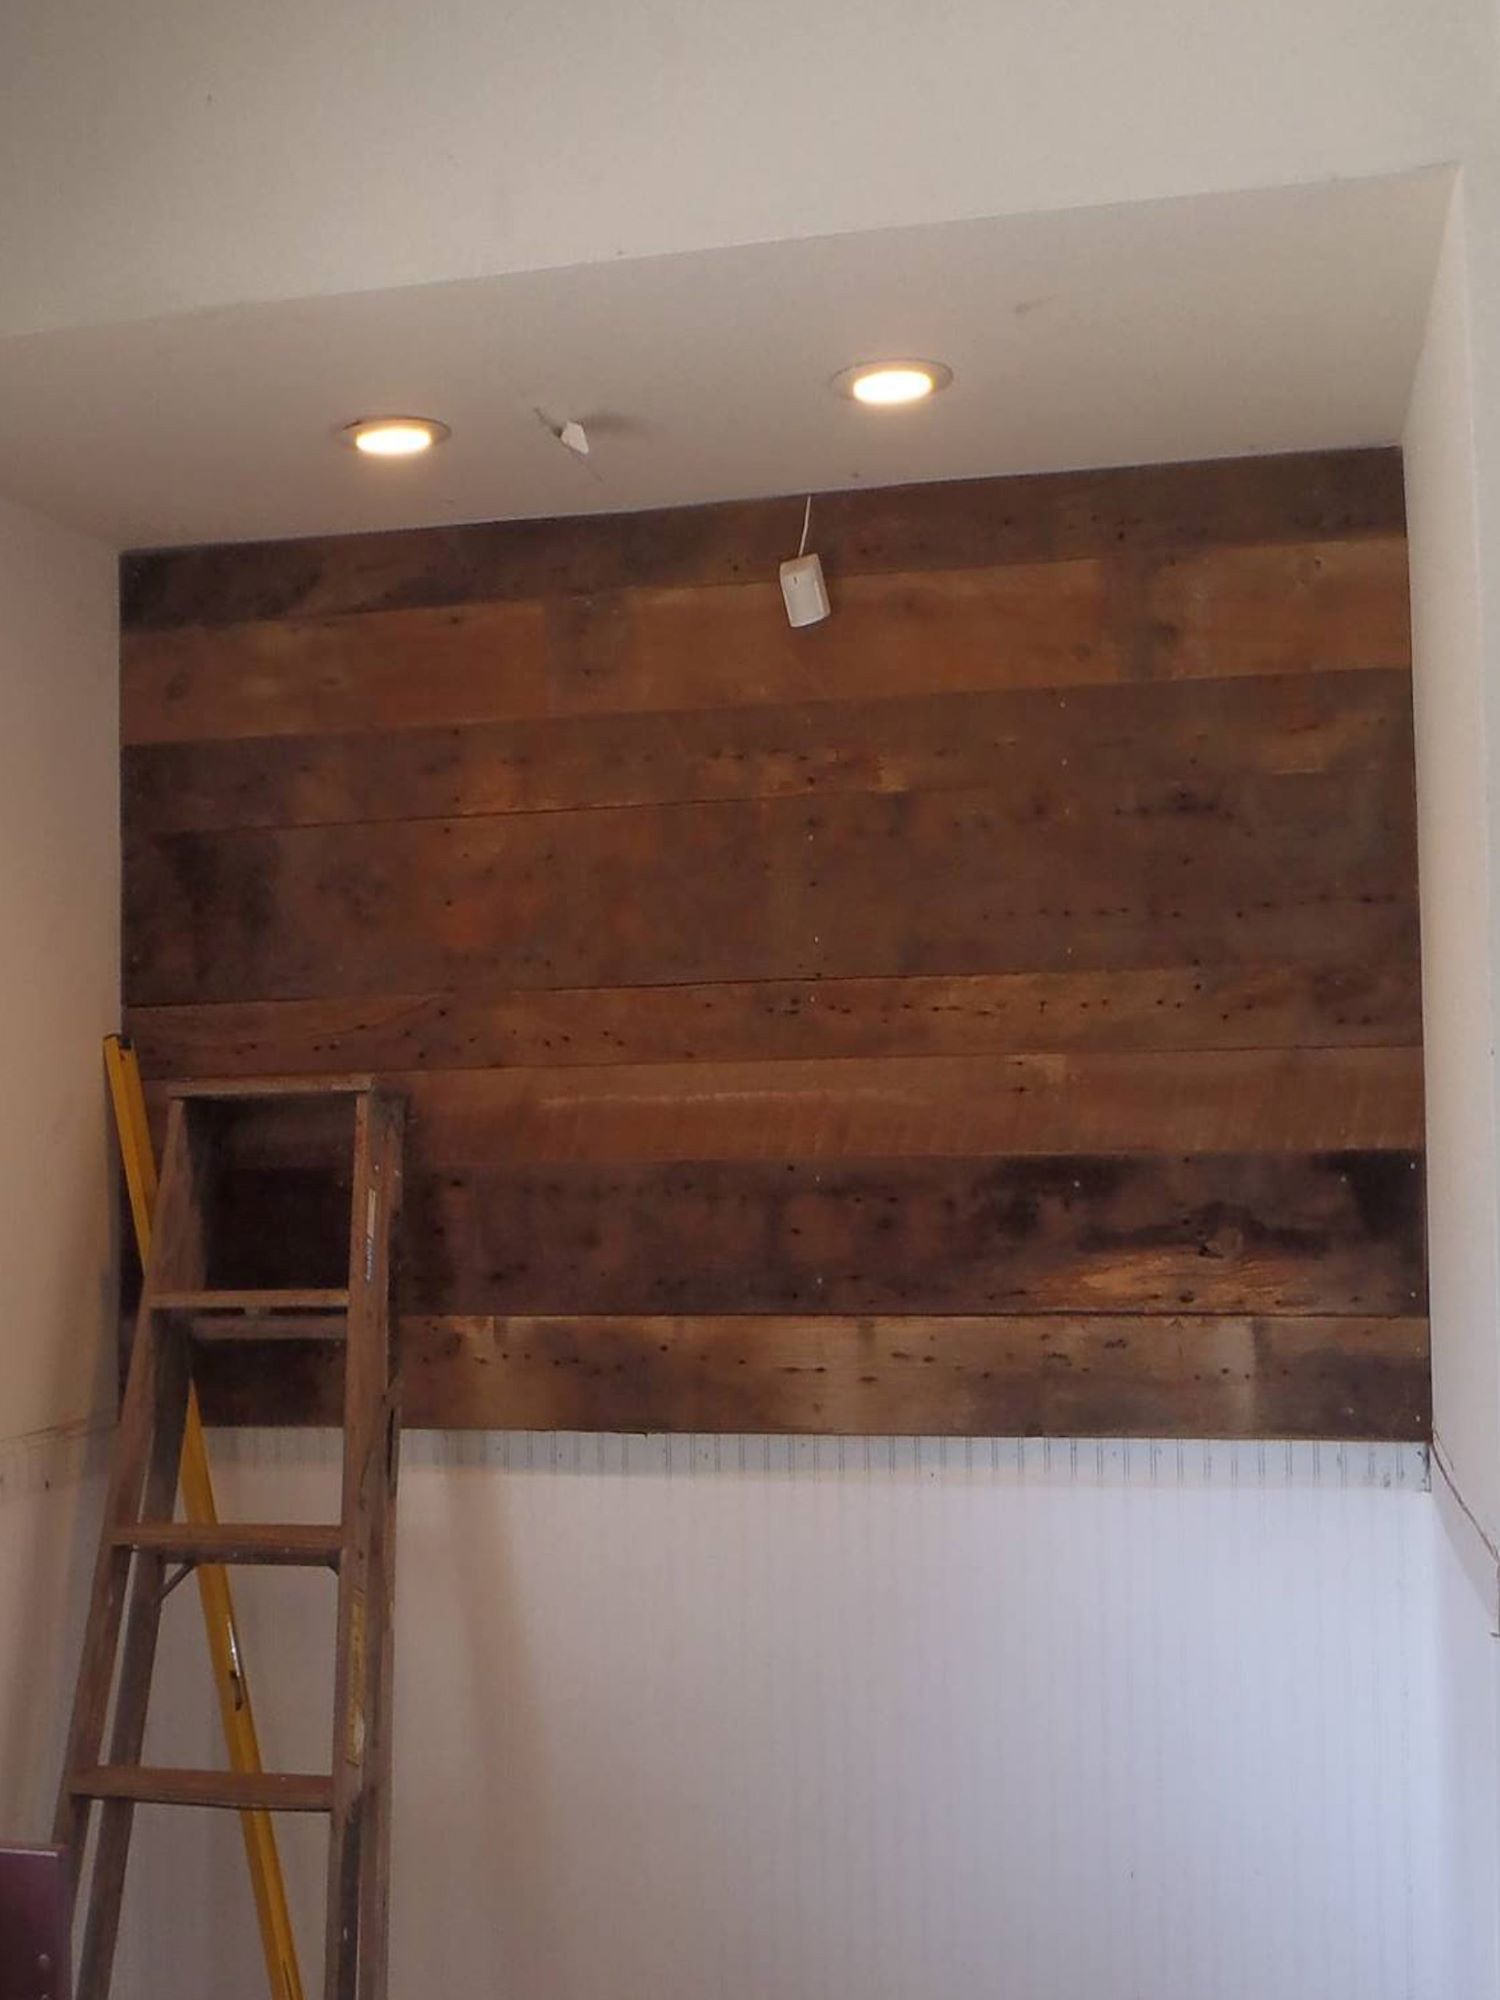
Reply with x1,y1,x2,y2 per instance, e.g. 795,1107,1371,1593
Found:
324,1090,404,2000
62,1056,402,2000
102,1036,307,2000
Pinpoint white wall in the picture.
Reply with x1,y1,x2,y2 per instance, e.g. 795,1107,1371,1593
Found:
1403,162,1500,1997
0,0,1494,339
0,1428,109,1843
1405,182,1500,1552
116,1433,1442,2000
0,490,119,1442
0,491,118,1841
1431,1477,1500,1994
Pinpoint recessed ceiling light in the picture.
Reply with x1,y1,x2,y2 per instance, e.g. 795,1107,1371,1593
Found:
834,361,953,406
341,417,450,458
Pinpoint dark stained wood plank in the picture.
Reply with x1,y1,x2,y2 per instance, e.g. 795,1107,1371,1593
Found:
122,667,1414,833
121,450,1405,629
125,960,1424,1081
123,770,1417,1006
191,1311,1431,1440
394,1152,1425,1319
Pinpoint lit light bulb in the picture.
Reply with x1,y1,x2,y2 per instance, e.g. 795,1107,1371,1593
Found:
834,362,953,406
341,418,450,457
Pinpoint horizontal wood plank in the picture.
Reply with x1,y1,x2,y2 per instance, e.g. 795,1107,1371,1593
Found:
191,1312,1431,1439
120,541,1410,748
123,771,1416,1006
387,1152,1425,1318
122,667,1413,832
122,598,549,746
124,961,1424,1079
121,561,1120,745
190,1048,1421,1174
347,1048,1426,1163
1143,540,1410,680
121,451,1405,629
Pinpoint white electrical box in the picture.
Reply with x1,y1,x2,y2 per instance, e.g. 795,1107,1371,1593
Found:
779,552,830,628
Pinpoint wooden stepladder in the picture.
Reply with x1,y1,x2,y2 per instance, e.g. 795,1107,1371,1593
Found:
55,1077,405,2000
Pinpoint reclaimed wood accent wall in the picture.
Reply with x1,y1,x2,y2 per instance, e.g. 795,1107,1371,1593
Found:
120,450,1427,1438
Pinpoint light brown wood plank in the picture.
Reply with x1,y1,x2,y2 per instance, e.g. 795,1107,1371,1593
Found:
541,562,1122,726
120,450,1404,629
122,770,1416,1006
121,599,550,746
356,1047,1422,1165
121,540,1411,750
551,538,1408,722
1144,539,1410,680
122,667,1413,832
121,560,1120,746
191,1312,1431,1440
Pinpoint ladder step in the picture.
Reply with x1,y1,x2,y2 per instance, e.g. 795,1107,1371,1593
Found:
70,1767,334,1813
167,1075,377,1099
152,1288,350,1312
114,1522,343,1567
151,1287,351,1341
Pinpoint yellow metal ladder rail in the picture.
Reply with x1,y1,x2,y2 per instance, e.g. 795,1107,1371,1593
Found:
104,1034,305,2000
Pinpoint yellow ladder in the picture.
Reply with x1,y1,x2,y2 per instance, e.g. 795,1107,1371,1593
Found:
104,1034,305,2000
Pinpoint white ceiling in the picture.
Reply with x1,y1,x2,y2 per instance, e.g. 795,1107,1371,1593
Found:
0,0,1485,343
0,171,1451,550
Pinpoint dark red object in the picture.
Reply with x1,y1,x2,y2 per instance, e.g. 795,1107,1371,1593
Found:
0,1848,68,2000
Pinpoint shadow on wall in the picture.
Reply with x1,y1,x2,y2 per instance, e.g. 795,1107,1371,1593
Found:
0,1423,110,1841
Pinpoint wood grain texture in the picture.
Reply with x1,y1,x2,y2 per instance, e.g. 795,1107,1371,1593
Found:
126,959,1423,1079
123,667,1412,832
121,450,1404,629
191,1312,1431,1440
1142,540,1410,680
118,452,1427,1439
388,1048,1424,1163
394,1152,1424,1318
120,540,1410,748
166,1048,1423,1169
124,770,1415,1006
